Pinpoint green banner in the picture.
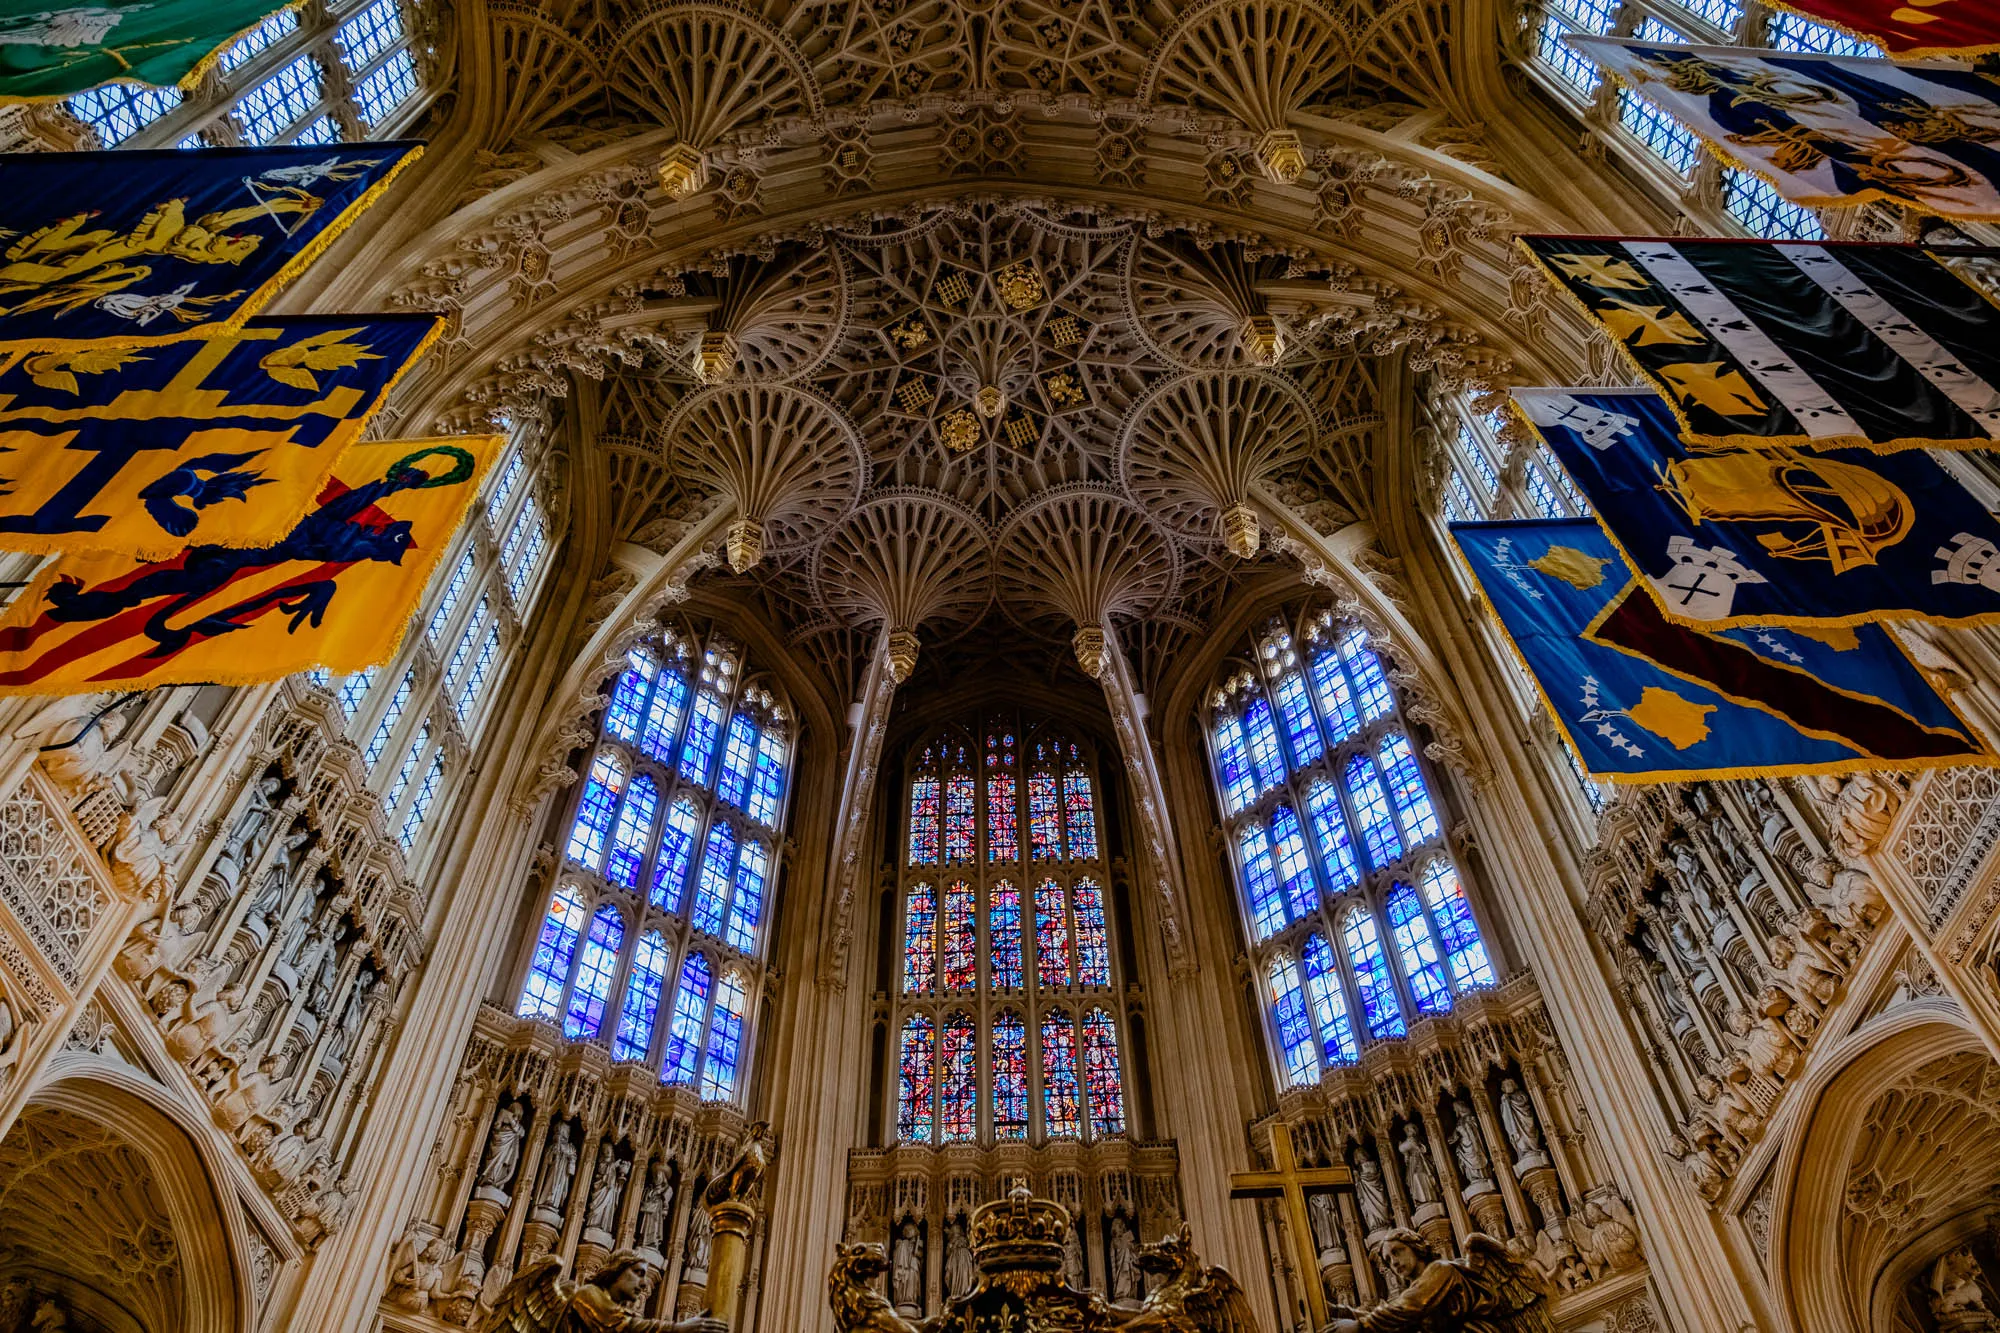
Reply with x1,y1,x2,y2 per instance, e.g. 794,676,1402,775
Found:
0,0,299,102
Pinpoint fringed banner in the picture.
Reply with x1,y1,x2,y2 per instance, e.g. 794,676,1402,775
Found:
0,313,443,557
0,141,422,351
0,434,500,695
0,1,304,101
1519,235,2000,450
1764,0,2000,58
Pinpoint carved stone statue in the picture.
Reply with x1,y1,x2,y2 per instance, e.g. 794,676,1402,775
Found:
387,1226,447,1312
534,1122,579,1216
1767,932,1839,1011
1324,1230,1551,1333
1574,1197,1642,1278
1450,1097,1493,1188
23,694,134,800
1352,1148,1393,1233
1308,1191,1342,1257
1064,1210,1085,1287
682,1203,711,1276
1109,1211,1139,1302
1398,1123,1441,1208
483,1251,729,1333
636,1159,673,1253
1499,1080,1545,1164
944,1215,975,1298
585,1141,629,1238
1931,1248,1998,1330
478,1100,525,1194
892,1220,923,1313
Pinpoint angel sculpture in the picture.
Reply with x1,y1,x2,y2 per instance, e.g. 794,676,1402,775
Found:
1322,1230,1553,1333
480,1251,729,1333
1115,1224,1259,1333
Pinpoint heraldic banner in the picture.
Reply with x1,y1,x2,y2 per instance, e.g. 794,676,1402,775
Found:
0,142,423,352
1519,235,2000,451
1765,0,2000,58
1566,36,2000,221
1513,387,2000,630
0,1,303,101
1450,518,1992,780
0,313,443,557
0,433,501,695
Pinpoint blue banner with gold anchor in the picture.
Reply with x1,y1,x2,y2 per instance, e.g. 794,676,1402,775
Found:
0,142,422,351
0,312,442,557
1513,386,2000,630
1451,518,1992,780
0,433,500,694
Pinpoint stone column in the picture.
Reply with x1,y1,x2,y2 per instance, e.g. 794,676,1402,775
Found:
1469,1084,1532,1238
705,1198,757,1328
1087,623,1192,972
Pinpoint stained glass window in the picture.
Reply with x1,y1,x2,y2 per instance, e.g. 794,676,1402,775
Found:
904,883,938,992
1271,807,1316,922
1345,755,1403,871
606,776,659,890
944,775,977,863
1270,957,1317,1086
641,670,688,763
1035,878,1072,987
942,881,978,990
1240,826,1285,941
986,731,1018,860
940,1013,979,1142
518,887,587,1021
1387,881,1451,1014
700,971,746,1100
615,931,669,1062
1028,771,1061,860
1306,780,1360,893
728,841,768,954
717,715,757,809
910,776,941,866
565,752,624,870
564,905,625,1039
661,953,710,1084
1302,932,1358,1066
1339,628,1394,721
749,734,787,826
1275,671,1323,768
1422,860,1496,990
989,882,1023,988
652,800,701,911
690,823,737,938
1081,1008,1125,1137
1214,718,1255,813
898,1015,937,1142
1063,770,1098,861
1073,879,1111,987
1378,735,1441,846
992,1011,1028,1139
1243,698,1285,792
1041,1013,1082,1138
1344,909,1407,1039
681,690,724,784
1310,645,1361,742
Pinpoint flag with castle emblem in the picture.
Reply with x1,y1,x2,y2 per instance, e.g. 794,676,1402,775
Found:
1520,236,2000,451
1513,387,2000,630
1451,518,1991,780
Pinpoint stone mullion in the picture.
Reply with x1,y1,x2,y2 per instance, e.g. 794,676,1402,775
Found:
1469,1082,1533,1238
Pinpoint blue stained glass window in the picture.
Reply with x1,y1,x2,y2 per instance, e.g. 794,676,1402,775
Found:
944,774,977,863
700,971,746,1100
651,799,701,911
1240,827,1285,941
717,714,757,809
909,776,941,866
1344,910,1407,1040
1306,779,1361,893
1269,958,1318,1087
904,883,938,992
661,953,710,1084
1524,456,1565,519
1338,628,1394,721
680,691,724,785
1274,672,1323,768
727,840,767,954
1073,879,1111,987
564,904,625,1039
749,734,787,826
1310,647,1361,742
1422,860,1496,990
986,767,1018,862
565,751,624,871
898,1014,937,1142
1344,755,1403,870
1379,735,1442,845
1444,469,1475,523
1028,771,1061,859
1536,14,1605,94
942,880,977,990
690,822,737,938
1041,1013,1082,1138
400,750,446,850
1080,1008,1125,1138
1035,878,1072,987
605,775,659,890
1387,881,1452,1015
1673,0,1741,26
1214,717,1255,814
1302,932,1359,1065
1063,770,1098,861
992,1010,1028,1139
640,669,688,763
989,881,1023,988
939,1013,978,1142
615,932,669,1062
518,887,587,1020
1271,807,1317,923
1243,698,1285,792
426,551,476,643
604,650,654,742
507,523,546,603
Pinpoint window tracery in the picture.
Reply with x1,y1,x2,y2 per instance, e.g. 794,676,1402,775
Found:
513,620,794,1105
1207,608,1502,1088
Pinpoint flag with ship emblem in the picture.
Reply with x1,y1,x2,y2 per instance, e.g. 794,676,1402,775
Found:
1765,0,2000,58
1520,236,2000,451
1564,37,2000,220
1512,386,2000,630
1451,518,1991,780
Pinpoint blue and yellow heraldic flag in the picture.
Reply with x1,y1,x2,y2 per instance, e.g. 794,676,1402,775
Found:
0,313,443,558
1450,518,1993,781
1513,387,2000,631
0,434,501,695
0,142,422,352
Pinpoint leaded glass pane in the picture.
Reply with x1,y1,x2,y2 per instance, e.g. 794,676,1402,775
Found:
749,734,787,826
1041,1014,1082,1138
939,1013,978,1142
604,652,652,742
989,881,1023,989
1302,932,1359,1065
338,0,405,67
944,774,977,863
604,775,658,891
1214,716,1255,813
1309,648,1361,742
1344,910,1407,1040
1063,770,1097,861
1240,826,1284,942
354,48,419,125
1081,1008,1125,1138
1073,879,1111,987
1422,860,1497,990
904,883,938,993
1387,881,1452,1014
1028,771,1061,859
661,954,710,1085
700,972,746,1099
1306,779,1361,893
1035,878,1072,988
400,752,446,849
1271,806,1316,923
1275,671,1323,768
727,841,767,954
909,776,940,866
565,751,623,871
69,84,180,146
1344,755,1403,870
1243,697,1285,792
679,690,724,785
1270,958,1317,1087
236,53,324,145
992,1010,1028,1139
615,932,669,1062
898,1015,937,1142
986,770,1018,861
942,880,977,990
1379,734,1442,845
651,800,700,911
717,714,757,810
1338,628,1394,720
690,823,737,938
641,671,688,764
563,905,624,1039
518,887,587,1020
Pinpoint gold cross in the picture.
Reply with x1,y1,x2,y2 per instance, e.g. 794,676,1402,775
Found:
1228,1122,1350,1331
